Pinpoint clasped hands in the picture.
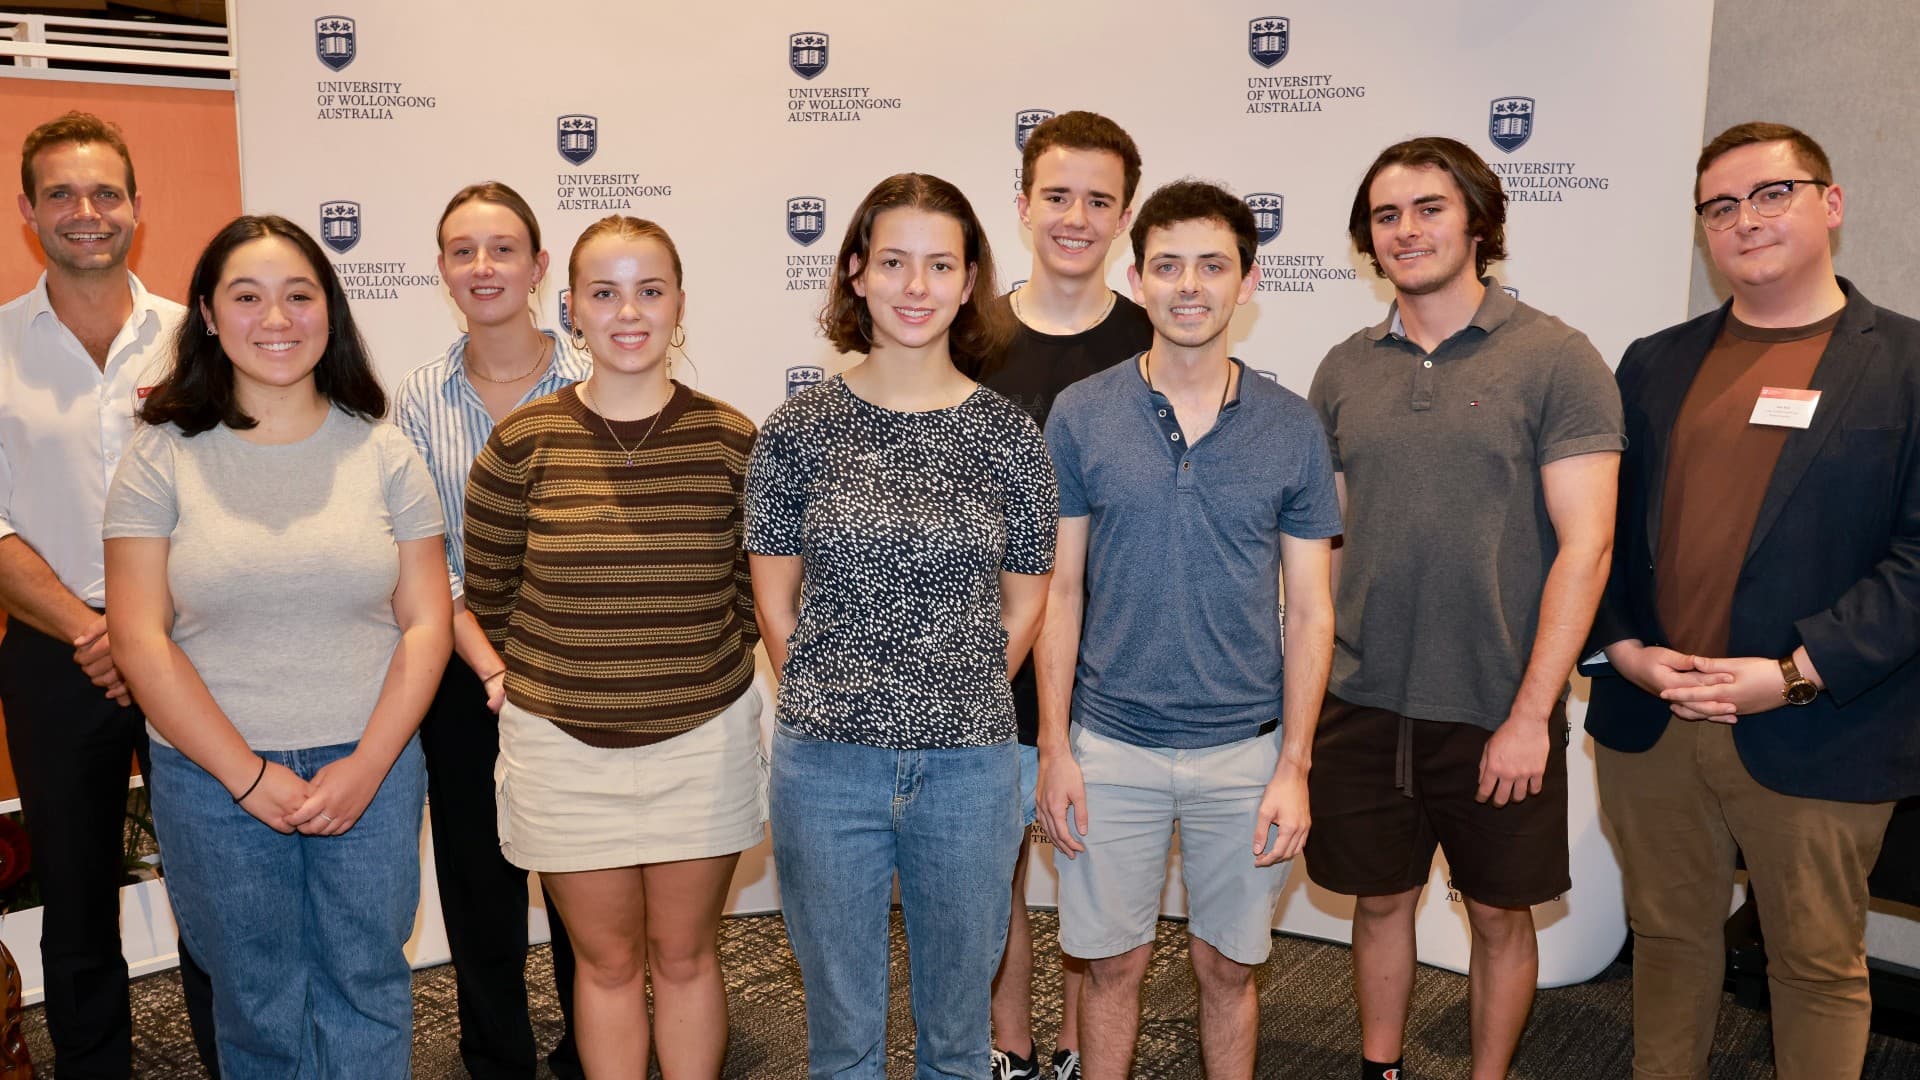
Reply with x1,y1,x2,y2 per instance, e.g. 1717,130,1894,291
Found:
231,751,386,837
1607,640,1810,722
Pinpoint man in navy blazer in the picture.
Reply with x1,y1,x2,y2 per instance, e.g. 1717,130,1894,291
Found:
1588,121,1920,1080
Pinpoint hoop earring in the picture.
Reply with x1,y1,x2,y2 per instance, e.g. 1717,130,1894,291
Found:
571,328,591,356
670,324,686,349
204,324,217,336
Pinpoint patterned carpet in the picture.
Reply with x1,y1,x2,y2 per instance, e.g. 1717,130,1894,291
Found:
21,911,1920,1077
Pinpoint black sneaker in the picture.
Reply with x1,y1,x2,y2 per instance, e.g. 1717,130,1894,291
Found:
992,1044,1040,1080
1050,1048,1081,1080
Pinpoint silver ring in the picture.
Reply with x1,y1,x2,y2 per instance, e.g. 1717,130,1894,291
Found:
317,812,335,823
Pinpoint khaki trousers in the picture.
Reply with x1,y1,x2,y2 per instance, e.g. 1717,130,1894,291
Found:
1596,718,1893,1080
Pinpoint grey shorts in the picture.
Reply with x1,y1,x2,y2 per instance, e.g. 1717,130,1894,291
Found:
1056,723,1291,966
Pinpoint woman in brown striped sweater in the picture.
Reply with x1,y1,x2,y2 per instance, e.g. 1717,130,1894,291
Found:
462,215,763,1079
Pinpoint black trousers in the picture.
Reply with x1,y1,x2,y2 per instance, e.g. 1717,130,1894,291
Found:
0,618,217,1078
420,662,580,1079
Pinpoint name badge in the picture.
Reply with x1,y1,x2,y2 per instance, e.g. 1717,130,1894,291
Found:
1749,386,1820,429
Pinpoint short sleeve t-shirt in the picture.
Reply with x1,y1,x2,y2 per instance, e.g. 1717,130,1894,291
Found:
744,377,1058,749
1046,359,1343,749
104,409,445,751
1309,286,1625,730
981,291,1154,744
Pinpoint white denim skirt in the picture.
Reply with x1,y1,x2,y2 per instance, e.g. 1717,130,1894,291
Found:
494,685,768,873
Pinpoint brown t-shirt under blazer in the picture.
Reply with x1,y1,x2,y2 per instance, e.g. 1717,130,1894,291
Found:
464,382,759,747
1654,310,1841,657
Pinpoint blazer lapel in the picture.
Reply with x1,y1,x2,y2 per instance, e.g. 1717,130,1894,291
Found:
1642,309,1725,556
1744,291,1877,565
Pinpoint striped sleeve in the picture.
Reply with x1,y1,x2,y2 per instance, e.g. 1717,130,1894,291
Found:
462,418,532,646
732,427,760,650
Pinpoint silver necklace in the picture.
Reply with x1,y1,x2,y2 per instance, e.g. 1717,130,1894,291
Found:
1012,285,1116,335
581,383,666,466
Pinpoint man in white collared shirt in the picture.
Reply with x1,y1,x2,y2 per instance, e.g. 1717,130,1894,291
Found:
0,111,212,1078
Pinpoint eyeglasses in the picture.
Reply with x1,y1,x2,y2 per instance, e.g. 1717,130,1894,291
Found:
1694,179,1828,231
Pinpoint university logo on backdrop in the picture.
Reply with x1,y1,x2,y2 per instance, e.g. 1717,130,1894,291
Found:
786,366,826,397
787,197,826,247
319,201,361,254
1246,193,1284,246
790,32,829,79
558,288,573,335
315,16,355,71
1248,17,1289,68
1489,97,1535,154
557,115,598,166
1014,109,1056,152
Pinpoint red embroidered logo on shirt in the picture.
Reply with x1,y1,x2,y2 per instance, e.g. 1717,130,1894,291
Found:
137,385,156,399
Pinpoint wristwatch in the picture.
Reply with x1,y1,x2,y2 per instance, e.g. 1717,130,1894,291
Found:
1779,655,1819,706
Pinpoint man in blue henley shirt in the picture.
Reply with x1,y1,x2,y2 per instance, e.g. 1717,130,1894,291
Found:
1033,180,1341,1080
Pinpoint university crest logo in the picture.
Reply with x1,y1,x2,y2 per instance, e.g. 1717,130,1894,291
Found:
1249,17,1289,68
319,201,360,255
1489,97,1535,154
557,115,598,166
558,288,573,336
790,32,828,79
1014,109,1056,152
786,365,826,397
315,16,355,71
1246,193,1284,246
787,197,826,247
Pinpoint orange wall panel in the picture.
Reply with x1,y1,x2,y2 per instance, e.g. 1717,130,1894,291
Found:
0,75,241,802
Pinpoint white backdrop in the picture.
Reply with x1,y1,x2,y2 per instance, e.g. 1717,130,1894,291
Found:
224,1,1717,987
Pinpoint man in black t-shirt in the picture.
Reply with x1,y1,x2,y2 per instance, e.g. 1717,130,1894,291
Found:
982,110,1152,1080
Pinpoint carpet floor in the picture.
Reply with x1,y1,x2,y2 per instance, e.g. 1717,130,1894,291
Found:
21,911,1920,1077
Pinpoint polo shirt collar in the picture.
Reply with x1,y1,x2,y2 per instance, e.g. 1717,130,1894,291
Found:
1366,277,1516,343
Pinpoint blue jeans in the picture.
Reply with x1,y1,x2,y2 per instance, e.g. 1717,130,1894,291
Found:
771,725,1019,1080
149,737,425,1079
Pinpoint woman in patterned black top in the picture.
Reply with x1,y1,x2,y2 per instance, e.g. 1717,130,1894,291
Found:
746,173,1059,1078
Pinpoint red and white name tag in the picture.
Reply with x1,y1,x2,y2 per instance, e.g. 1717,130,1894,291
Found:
1749,386,1820,429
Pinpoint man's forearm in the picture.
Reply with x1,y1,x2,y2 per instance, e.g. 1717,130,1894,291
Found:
1276,599,1333,771
1512,540,1613,722
1033,588,1083,756
0,534,97,642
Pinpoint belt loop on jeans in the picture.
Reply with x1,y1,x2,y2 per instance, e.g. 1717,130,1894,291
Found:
1394,713,1414,799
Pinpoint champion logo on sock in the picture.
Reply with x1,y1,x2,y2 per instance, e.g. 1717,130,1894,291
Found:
1384,1071,1400,1080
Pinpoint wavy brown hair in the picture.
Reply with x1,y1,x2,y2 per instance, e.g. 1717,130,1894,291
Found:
818,173,1011,379
1347,136,1508,279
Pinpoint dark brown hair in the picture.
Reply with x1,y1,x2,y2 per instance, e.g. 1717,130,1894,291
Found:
1695,122,1834,201
144,215,384,435
21,111,136,204
1347,136,1508,278
1129,179,1259,277
1020,110,1144,206
566,215,684,293
436,181,542,253
819,173,1011,378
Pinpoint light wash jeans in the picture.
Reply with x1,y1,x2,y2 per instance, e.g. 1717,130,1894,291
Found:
771,724,1020,1080
149,737,425,1079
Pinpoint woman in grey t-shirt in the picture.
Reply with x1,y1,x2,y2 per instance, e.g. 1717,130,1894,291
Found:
104,216,450,1077
745,174,1058,1077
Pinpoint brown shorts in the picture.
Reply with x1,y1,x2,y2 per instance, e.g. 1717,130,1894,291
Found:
1302,694,1570,908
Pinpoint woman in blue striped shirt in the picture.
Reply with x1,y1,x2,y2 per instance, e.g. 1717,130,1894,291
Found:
392,181,589,1079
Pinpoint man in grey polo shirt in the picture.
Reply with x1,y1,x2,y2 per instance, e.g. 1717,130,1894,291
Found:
1304,136,1622,1080
1034,179,1340,1080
